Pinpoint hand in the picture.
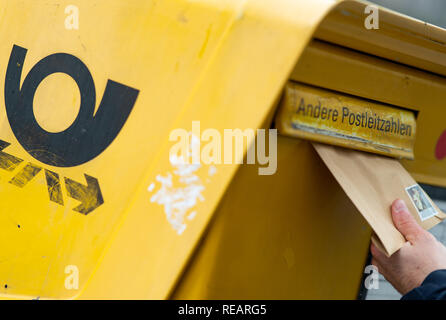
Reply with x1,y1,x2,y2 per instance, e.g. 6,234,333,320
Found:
371,199,446,295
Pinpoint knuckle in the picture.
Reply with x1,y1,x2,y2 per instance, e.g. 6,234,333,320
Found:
397,218,414,230
411,230,434,243
422,232,436,242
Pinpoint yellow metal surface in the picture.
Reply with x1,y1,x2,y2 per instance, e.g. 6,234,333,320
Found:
276,82,416,159
0,0,336,299
1,0,446,300
315,0,446,77
172,136,371,300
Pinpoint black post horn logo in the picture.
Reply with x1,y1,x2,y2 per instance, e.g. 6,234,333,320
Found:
5,44,139,167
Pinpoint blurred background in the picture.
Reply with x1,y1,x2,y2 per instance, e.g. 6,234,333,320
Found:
369,0,446,28
364,0,446,300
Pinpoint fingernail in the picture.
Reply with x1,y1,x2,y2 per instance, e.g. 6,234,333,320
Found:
393,199,407,213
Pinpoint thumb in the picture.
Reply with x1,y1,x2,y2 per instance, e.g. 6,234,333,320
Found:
391,199,425,243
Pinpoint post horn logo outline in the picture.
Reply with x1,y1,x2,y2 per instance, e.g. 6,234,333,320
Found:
5,44,139,167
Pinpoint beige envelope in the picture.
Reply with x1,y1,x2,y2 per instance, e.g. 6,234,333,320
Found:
313,142,446,256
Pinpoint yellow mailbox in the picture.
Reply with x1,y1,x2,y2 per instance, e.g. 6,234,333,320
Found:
1,0,446,300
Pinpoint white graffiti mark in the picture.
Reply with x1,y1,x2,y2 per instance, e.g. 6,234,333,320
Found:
208,165,217,176
148,134,217,235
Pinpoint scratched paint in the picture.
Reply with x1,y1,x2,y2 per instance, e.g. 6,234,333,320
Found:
44,170,64,205
148,134,217,235
0,138,103,213
9,163,42,187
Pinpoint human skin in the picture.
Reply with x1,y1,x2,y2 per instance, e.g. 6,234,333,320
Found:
371,199,446,295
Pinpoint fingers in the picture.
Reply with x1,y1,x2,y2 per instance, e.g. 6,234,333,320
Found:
370,242,385,260
391,199,425,243
371,257,382,272
370,242,387,268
